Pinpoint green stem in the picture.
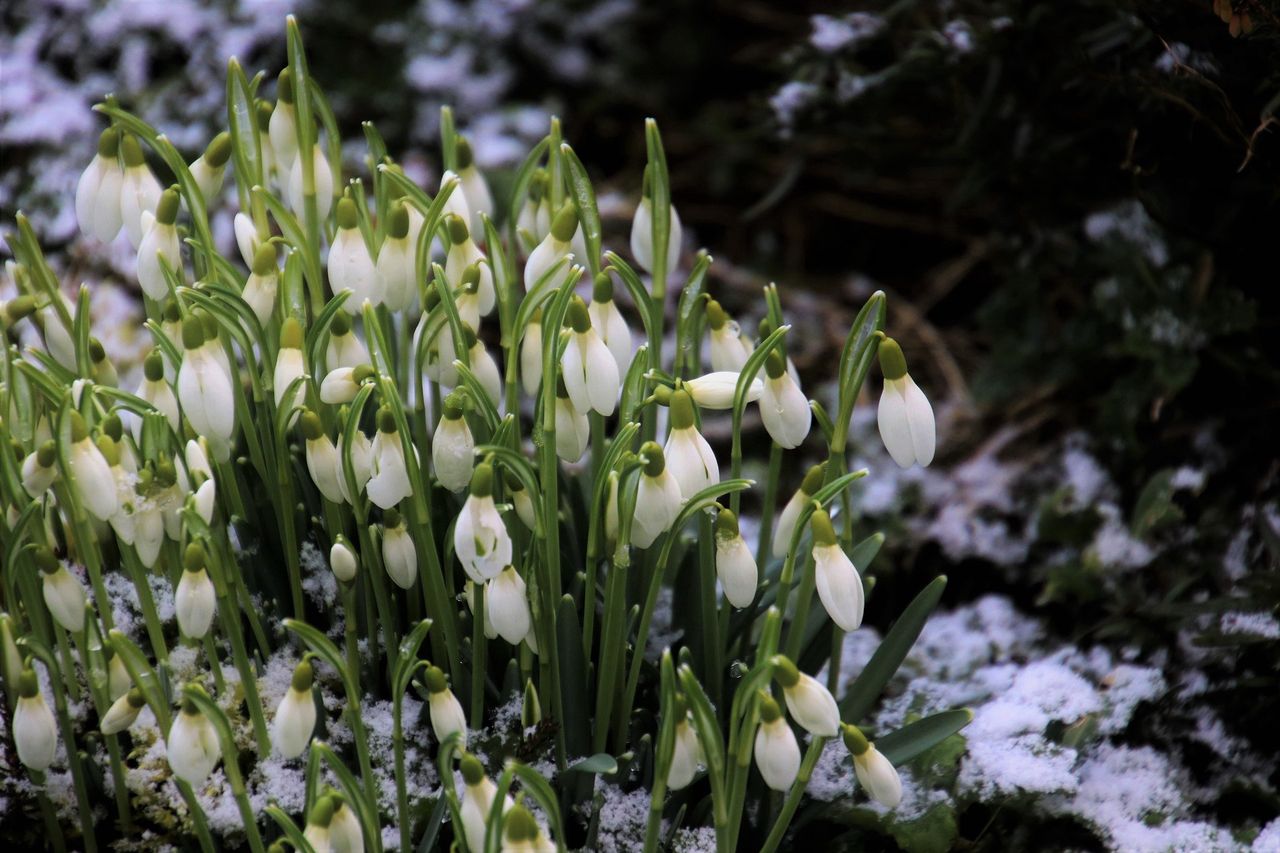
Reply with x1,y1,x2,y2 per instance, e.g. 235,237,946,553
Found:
471,581,487,728
697,514,722,709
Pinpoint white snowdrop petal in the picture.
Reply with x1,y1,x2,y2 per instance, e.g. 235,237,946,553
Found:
272,688,317,759
783,674,840,737
902,375,936,467
877,382,916,468
715,535,758,609
813,543,864,631
584,333,619,416
855,746,903,807
14,695,58,771
487,568,531,645
561,337,590,414
754,718,801,791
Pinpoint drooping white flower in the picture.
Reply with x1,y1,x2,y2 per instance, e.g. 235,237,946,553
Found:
376,201,416,312
487,566,531,645
454,464,511,583
755,351,809,449
631,442,683,549
554,382,591,463
501,803,556,853
175,545,216,639
706,299,752,373
773,463,825,559
460,754,513,853
455,137,493,239
37,548,88,633
753,692,800,791
520,308,544,397
443,213,496,316
367,408,413,509
21,440,59,498
176,318,236,459
167,692,221,785
810,509,864,632
516,169,552,245
67,411,118,522
13,668,57,771
630,170,682,275
101,688,147,736
773,656,840,737
38,300,77,371
335,429,373,505
714,508,758,609
272,659,317,759
119,134,163,248
325,311,369,371
233,212,261,269
329,796,364,853
380,509,417,589
243,243,280,327
330,537,358,583
432,398,474,492
588,272,633,374
189,132,231,203
876,338,936,468
76,127,125,242
320,364,375,405
684,371,762,410
303,794,337,853
844,724,903,808
464,328,503,407
438,170,473,235
562,295,619,417
424,665,467,747
329,198,381,311
301,411,345,504
135,350,181,436
524,203,578,292
667,703,704,791
254,99,278,184
106,653,131,701
663,389,718,499
288,143,335,223
269,70,299,175
274,318,307,416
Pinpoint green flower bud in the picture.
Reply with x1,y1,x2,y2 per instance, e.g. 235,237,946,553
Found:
800,463,825,496
252,243,277,276
4,295,37,323
102,413,123,442
423,665,447,694
669,389,696,430
455,136,474,170
291,659,314,692
877,337,907,381
771,655,800,688
387,201,410,240
69,410,90,443
330,310,352,336
504,804,538,842
706,299,729,331
460,753,485,786
442,394,465,421
335,197,358,230
810,509,837,548
377,407,398,434
35,440,57,468
18,667,39,698
203,132,232,169
121,135,146,168
299,411,325,441
181,318,205,350
469,462,494,498
33,546,60,575
764,349,787,380
144,349,166,381
566,296,591,333
255,99,273,133
715,505,740,539
841,723,870,756
641,441,666,477
383,507,403,529
592,271,613,303
550,203,578,243
445,213,469,245
758,691,782,723
97,127,121,158
277,68,295,105
528,169,548,202
183,542,206,572
280,316,304,349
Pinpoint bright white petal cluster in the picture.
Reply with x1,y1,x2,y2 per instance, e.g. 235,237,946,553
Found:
14,670,58,771
273,659,318,759
810,510,864,632
876,339,936,468
454,465,511,583
76,128,125,242
774,657,840,738
167,697,221,785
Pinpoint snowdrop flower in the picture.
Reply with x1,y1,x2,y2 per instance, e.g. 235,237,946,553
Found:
444,214,496,316
68,410,118,521
501,803,555,853
90,337,118,387
38,302,77,371
21,440,58,498
326,311,369,370
455,136,493,239
253,99,278,183
274,318,307,416
107,652,131,701
588,272,632,373
753,692,800,791
330,537,358,584
132,470,165,568
463,581,498,641
288,143,335,223
272,659,317,759
454,463,512,583
99,435,137,542
667,697,704,791
243,243,280,326
439,169,472,232
554,379,590,463
380,508,417,589
664,389,718,499
632,442,683,549
37,547,87,633
233,212,261,269
506,470,537,532
101,688,147,736
844,724,903,808
76,127,125,242
335,429,373,505
773,463,824,559
811,509,864,632
320,363,375,405
329,198,380,311
13,667,57,771
460,754,512,853
684,371,762,410
630,166,683,275
329,795,363,853
516,168,551,244
463,326,503,407
714,507,757,608
269,69,299,174
176,318,236,459
524,203,578,292
759,349,810,449
520,307,544,397
562,295,619,417
303,795,337,853
119,134,163,248
876,337,936,468
301,412,345,503
376,201,416,312
432,396,474,492
424,665,467,746
706,299,752,373
487,566,531,645
135,350,180,436
772,656,840,737
167,690,221,785
367,408,413,509
176,544,216,639
189,132,231,203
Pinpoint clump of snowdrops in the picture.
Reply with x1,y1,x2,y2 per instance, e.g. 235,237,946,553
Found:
0,17,970,853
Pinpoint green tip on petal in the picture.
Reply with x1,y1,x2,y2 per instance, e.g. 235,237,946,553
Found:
144,349,166,381
810,509,838,547
877,337,908,381
33,545,60,574
757,690,782,723
444,213,469,245
764,349,787,380
280,316,304,349
291,659,314,692
550,203,578,243
4,294,37,322
204,132,232,169
126,687,147,708
299,411,324,441
18,668,39,698
121,134,146,168
705,299,728,331
383,507,403,529
335,197,359,230
641,441,666,477
255,99,273,132
470,462,494,498
68,410,90,443
330,311,352,336
504,804,539,842
377,407,398,434
277,68,295,105
36,439,57,468
387,201,410,239
841,723,870,756
461,263,481,292
181,318,205,350
771,655,800,688
714,505,740,539
460,753,485,785
455,135,474,169
102,413,123,442
423,665,447,693
183,542,206,572
592,271,613,303
252,243,277,276
155,187,180,226
97,127,121,158
567,296,591,333
442,394,465,420
308,794,335,828
669,389,696,430
800,463,825,496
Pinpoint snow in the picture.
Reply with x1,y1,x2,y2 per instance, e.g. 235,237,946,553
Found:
809,13,884,54
1219,611,1280,640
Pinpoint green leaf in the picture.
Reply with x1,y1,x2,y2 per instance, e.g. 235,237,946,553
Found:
877,709,974,767
566,753,618,775
560,143,601,275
